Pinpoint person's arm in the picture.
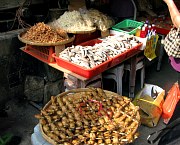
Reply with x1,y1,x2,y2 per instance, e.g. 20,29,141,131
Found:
163,0,180,28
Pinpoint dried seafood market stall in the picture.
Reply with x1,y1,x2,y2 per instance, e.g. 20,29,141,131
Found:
34,88,140,145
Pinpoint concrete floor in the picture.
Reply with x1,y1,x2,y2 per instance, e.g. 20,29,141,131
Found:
0,53,177,145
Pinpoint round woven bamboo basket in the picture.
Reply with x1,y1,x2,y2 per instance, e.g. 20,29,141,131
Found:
65,27,96,34
18,31,75,46
39,88,140,145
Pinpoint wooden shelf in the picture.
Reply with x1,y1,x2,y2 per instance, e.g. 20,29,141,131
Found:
20,46,143,81
48,63,88,81
20,47,88,81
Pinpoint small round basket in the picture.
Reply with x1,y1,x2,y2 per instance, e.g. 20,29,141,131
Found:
37,88,140,145
65,27,96,34
18,31,75,46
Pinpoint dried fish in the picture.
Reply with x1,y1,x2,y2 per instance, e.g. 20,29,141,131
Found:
46,132,60,143
37,88,140,144
42,124,50,133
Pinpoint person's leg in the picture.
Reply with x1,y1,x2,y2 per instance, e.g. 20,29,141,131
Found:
178,71,180,87
177,72,180,100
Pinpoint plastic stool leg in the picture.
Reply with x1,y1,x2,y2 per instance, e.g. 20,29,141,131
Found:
80,74,102,88
140,67,145,89
80,80,86,88
117,76,122,95
108,65,124,95
129,57,137,98
157,34,165,71
102,64,124,94
116,69,124,95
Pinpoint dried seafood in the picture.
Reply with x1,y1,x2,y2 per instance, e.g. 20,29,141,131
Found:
21,22,69,43
59,45,109,69
59,34,141,69
49,10,95,32
100,35,141,57
87,9,114,31
35,88,140,145
49,9,114,32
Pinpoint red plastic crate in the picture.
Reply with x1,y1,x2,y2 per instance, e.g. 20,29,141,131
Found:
80,38,124,67
79,39,142,67
155,26,170,35
125,43,143,58
110,43,142,67
73,30,101,45
110,52,127,68
79,39,102,46
24,45,55,63
53,53,112,78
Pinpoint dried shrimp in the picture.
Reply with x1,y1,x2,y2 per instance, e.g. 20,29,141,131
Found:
21,22,69,43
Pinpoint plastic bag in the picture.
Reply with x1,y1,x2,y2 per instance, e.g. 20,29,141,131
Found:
144,34,159,61
147,118,180,145
87,9,114,31
133,84,165,127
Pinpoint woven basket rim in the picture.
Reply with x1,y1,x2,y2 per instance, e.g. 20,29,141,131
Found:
40,88,140,145
18,31,75,46
65,27,96,34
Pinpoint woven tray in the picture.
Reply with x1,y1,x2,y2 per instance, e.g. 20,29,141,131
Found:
18,31,75,46
66,27,96,34
37,88,140,145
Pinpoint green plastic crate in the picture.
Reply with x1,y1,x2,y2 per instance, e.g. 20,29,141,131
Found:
112,19,144,35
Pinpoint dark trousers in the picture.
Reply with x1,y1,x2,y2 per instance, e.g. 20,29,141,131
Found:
178,72,180,86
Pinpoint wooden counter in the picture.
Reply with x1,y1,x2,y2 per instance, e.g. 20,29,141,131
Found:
20,47,88,81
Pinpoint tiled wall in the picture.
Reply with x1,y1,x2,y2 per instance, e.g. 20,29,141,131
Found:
0,29,64,106
0,30,24,107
